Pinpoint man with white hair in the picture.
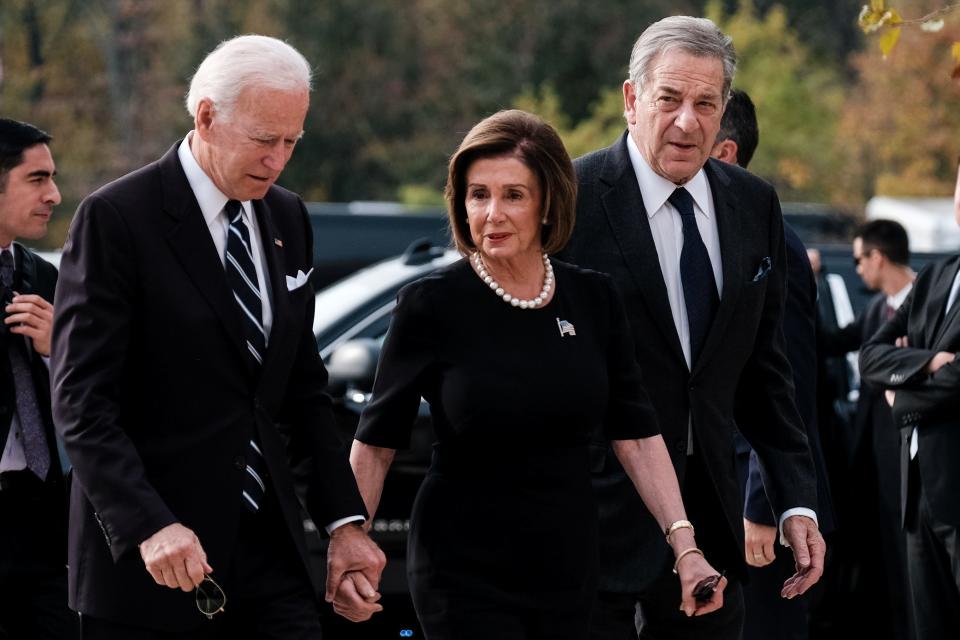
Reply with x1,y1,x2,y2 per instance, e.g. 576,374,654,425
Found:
52,35,385,638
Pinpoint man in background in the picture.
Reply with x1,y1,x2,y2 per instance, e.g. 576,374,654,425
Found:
0,118,77,639
820,219,916,640
858,169,960,639
711,89,835,640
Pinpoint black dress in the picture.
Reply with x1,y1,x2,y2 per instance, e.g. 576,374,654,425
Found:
355,258,659,639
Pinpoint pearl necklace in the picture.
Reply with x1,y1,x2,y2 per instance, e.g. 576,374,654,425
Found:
472,252,553,309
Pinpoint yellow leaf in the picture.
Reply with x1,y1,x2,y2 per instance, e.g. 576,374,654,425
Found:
858,6,886,33
879,27,901,59
871,0,885,11
885,9,903,25
952,42,960,63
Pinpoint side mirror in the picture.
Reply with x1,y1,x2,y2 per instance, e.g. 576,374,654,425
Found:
326,338,381,395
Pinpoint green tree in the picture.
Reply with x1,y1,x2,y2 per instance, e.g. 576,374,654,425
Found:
707,0,845,204
836,17,960,201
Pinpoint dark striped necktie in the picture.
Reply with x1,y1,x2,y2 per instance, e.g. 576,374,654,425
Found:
669,187,719,366
223,200,268,513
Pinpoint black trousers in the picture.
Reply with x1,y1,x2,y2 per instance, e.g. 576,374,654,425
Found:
904,458,960,639
80,489,322,639
589,454,745,640
0,472,78,640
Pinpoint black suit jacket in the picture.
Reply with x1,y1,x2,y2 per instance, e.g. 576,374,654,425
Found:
737,225,835,533
820,292,890,466
51,142,366,631
0,246,66,566
562,132,817,592
859,254,960,527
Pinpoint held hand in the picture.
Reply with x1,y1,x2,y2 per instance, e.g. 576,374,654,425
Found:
743,517,777,567
894,335,909,348
926,351,956,374
139,523,212,592
780,515,825,599
676,552,726,617
885,389,896,407
331,571,384,622
5,294,53,356
325,523,386,604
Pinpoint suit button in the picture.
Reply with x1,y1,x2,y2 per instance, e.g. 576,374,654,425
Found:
675,440,687,454
233,455,245,470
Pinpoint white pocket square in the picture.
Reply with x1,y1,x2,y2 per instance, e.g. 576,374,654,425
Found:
286,268,313,291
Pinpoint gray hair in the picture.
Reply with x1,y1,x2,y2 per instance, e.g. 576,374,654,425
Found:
185,34,312,119
628,16,736,100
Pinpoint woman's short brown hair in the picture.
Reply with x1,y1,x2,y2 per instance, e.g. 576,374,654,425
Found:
444,109,576,255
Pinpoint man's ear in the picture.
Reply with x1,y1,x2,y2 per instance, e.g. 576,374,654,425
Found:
194,98,217,141
623,80,640,126
711,139,739,166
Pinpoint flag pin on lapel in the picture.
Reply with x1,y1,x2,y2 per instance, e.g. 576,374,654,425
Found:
556,317,576,337
274,238,283,248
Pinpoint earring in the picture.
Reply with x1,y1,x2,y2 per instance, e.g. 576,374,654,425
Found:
542,215,549,225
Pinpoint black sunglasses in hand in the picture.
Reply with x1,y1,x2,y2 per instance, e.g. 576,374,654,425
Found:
692,571,725,604
196,575,227,620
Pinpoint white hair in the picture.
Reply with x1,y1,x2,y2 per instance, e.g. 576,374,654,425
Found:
185,34,312,119
628,16,736,99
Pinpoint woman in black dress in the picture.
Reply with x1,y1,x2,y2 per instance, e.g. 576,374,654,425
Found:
348,110,725,638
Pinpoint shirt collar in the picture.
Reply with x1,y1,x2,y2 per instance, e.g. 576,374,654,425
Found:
177,133,251,224
626,133,711,219
888,282,913,310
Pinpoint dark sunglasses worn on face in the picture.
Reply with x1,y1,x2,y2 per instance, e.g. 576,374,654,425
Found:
196,575,227,619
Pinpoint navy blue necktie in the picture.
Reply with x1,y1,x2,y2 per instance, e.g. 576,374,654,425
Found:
669,188,719,365
223,200,269,513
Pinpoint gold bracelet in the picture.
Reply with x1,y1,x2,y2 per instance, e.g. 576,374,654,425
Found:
672,547,704,574
664,519,694,543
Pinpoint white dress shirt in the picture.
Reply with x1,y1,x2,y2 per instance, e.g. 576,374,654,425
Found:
625,136,817,539
626,135,722,371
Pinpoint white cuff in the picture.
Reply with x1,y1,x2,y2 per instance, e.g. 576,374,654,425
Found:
778,508,818,547
325,515,365,535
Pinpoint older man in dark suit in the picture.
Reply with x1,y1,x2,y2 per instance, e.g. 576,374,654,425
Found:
0,119,77,639
52,35,384,638
859,166,960,639
561,16,825,640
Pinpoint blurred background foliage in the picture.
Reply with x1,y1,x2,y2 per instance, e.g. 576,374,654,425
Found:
2,0,958,248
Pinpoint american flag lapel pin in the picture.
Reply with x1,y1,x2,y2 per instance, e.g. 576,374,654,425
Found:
556,317,576,337
274,238,284,248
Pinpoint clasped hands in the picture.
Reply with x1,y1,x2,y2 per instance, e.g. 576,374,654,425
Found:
139,521,386,622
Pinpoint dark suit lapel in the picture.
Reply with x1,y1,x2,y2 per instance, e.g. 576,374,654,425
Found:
692,160,743,374
158,144,250,367
931,257,960,348
599,134,686,365
252,198,293,382
14,242,36,294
